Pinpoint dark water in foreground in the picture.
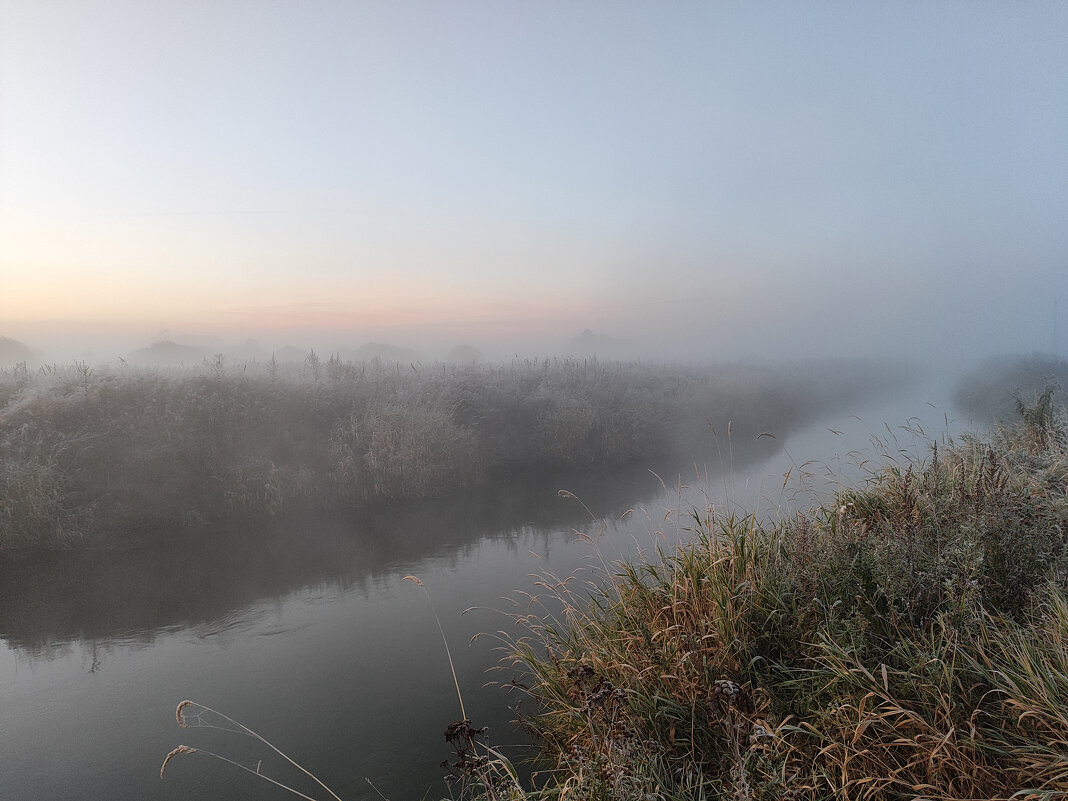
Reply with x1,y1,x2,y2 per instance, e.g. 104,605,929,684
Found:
0,383,971,801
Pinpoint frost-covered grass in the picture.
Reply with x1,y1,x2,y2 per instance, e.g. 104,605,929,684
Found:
502,394,1068,800
954,353,1068,423
156,390,1068,801
0,355,910,550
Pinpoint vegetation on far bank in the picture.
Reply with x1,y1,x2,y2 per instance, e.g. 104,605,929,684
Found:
954,352,1068,423
0,354,912,552
159,388,1068,801
492,390,1068,800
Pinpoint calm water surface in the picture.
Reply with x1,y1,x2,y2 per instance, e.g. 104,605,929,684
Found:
0,381,971,800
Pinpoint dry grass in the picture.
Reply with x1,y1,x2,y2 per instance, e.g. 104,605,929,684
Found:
161,700,345,801
156,382,1068,800
163,578,527,801
501,393,1068,800
0,355,908,551
954,353,1068,424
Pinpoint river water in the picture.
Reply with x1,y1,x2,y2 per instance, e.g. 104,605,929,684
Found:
0,378,975,801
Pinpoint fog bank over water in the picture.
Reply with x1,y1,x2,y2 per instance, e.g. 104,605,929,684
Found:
3,7,1067,796
1,324,1060,381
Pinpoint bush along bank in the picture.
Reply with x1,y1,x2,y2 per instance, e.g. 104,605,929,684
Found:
504,392,1068,800
0,356,911,551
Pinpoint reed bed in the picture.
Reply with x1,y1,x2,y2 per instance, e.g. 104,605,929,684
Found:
954,353,1068,424
0,355,905,551
163,395,1068,801
501,391,1068,800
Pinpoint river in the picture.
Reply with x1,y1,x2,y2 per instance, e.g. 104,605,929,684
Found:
0,377,975,801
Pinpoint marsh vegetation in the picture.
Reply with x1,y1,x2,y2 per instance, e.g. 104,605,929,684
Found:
500,390,1068,800
954,353,1068,423
9,354,1068,801
0,355,912,551
153,385,1068,801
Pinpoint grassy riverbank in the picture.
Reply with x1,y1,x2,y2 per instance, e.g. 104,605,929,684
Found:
496,393,1068,800
0,355,911,552
954,353,1068,423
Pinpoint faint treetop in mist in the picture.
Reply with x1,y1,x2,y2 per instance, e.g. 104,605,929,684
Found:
447,344,482,364
954,352,1068,423
568,329,628,359
350,342,422,363
0,336,35,366
126,340,206,366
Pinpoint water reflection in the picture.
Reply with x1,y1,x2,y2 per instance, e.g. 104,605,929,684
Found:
0,435,783,660
1,382,964,801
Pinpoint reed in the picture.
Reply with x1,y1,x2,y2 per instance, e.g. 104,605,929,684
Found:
160,700,344,801
954,353,1068,424
162,577,526,801
502,390,1068,800
157,386,1068,800
0,355,908,551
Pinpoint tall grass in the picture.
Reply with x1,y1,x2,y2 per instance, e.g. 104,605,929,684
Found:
502,390,1068,800
954,353,1068,424
154,384,1068,800
0,356,907,551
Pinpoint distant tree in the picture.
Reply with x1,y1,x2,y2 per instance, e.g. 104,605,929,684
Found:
0,336,35,365
352,342,422,362
126,340,206,366
568,329,628,358
570,329,598,354
447,344,482,364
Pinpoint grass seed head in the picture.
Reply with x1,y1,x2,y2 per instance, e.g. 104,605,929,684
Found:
160,745,196,778
175,700,193,728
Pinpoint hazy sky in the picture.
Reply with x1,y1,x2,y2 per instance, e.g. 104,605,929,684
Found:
2,1,1066,362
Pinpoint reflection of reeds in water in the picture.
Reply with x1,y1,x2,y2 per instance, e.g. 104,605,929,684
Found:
163,575,524,801
0,355,913,550
404,574,525,801
162,390,1068,800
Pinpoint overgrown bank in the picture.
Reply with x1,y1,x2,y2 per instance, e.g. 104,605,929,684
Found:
500,394,1068,800
954,353,1068,423
0,356,911,551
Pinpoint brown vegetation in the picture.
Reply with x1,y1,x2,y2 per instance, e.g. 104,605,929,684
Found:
0,356,909,551
503,391,1068,799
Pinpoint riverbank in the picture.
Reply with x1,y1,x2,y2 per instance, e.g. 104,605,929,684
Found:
500,391,1068,800
0,356,914,552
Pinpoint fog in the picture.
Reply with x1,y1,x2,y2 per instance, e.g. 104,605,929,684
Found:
2,3,1066,373
3,5,1068,801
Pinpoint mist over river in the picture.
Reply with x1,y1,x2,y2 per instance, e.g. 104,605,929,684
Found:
4,1,1064,794
0,378,972,801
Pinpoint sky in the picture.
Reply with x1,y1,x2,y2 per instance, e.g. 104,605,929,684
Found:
1,1,1066,364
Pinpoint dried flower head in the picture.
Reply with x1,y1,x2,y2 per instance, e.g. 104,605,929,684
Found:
175,700,194,728
160,745,196,779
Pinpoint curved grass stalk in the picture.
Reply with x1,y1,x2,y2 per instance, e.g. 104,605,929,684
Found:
161,743,323,801
162,700,344,801
404,575,466,721
405,575,526,801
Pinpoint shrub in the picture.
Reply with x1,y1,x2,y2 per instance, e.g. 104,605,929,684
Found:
0,356,916,550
